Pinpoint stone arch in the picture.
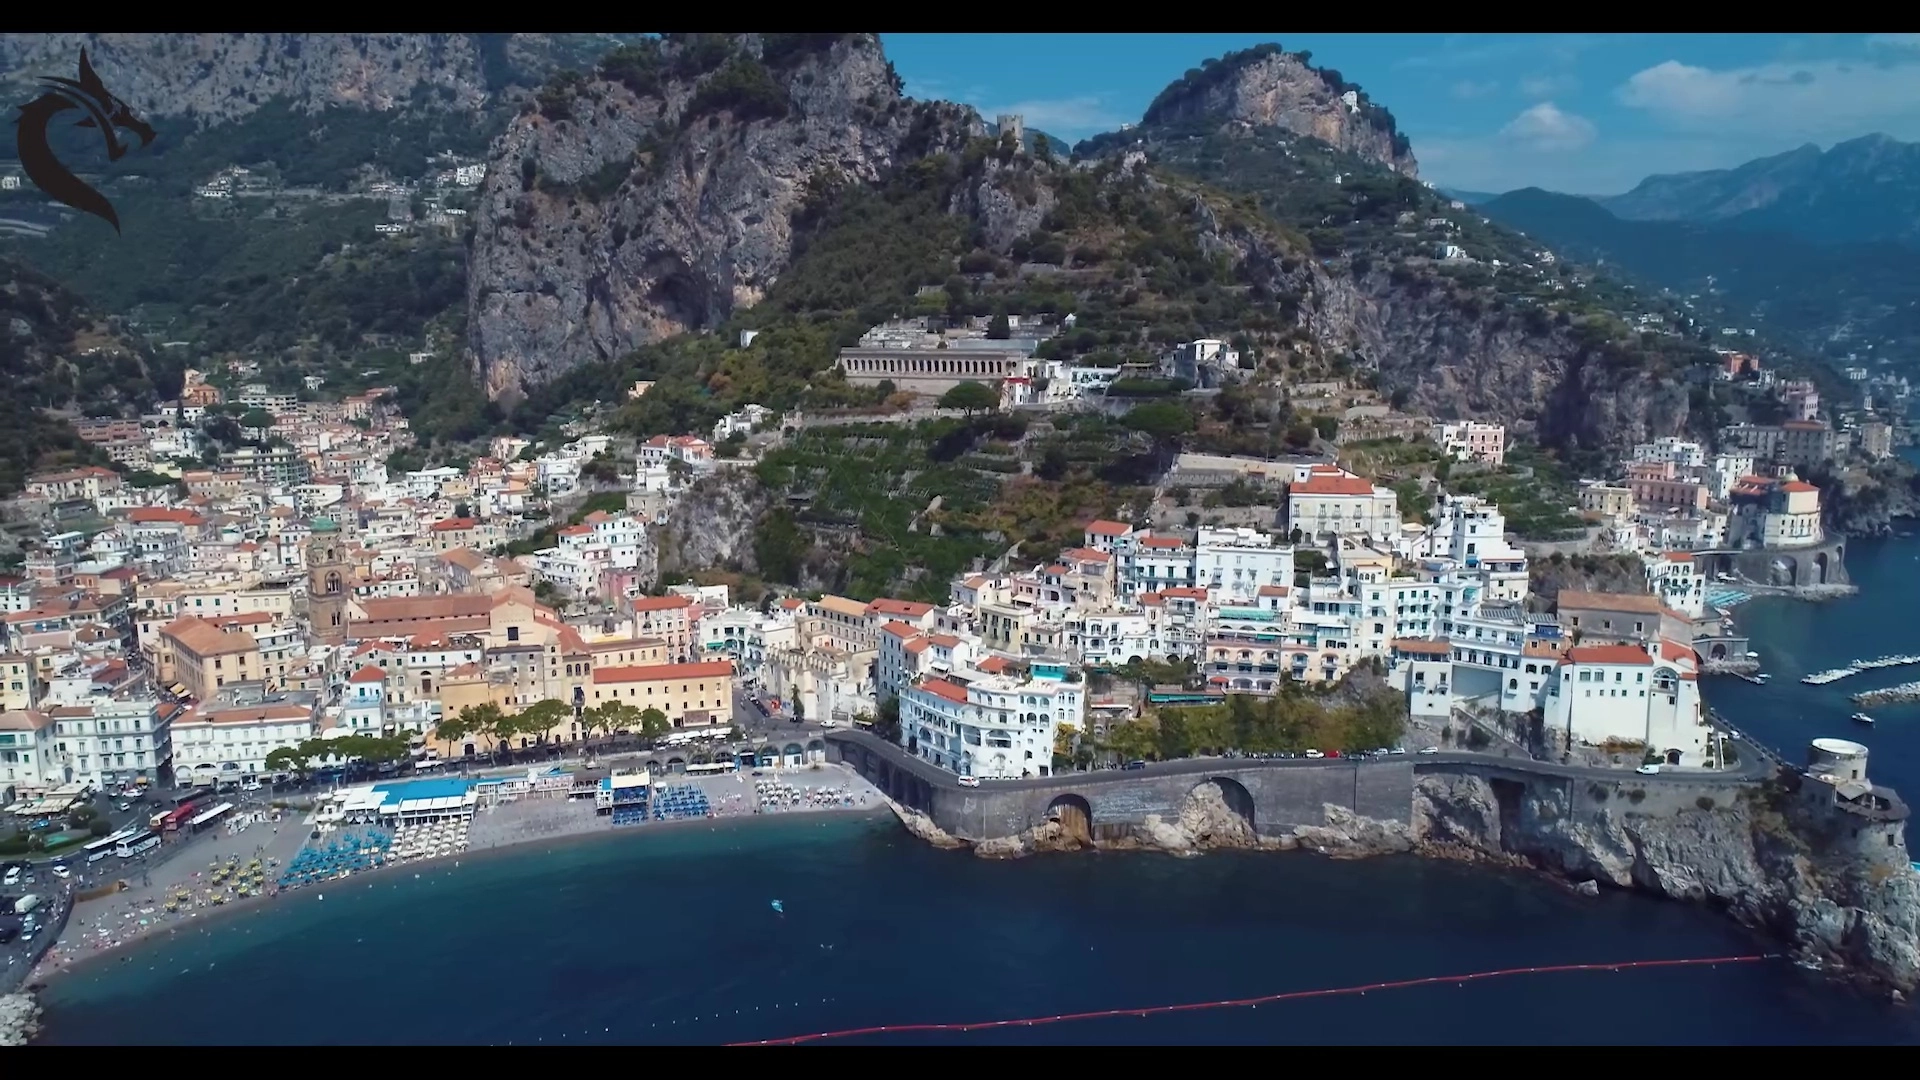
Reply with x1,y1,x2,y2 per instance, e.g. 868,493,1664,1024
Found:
691,750,711,765
666,756,686,774
1814,551,1829,585
713,750,735,766
324,571,342,595
783,742,805,766
645,758,665,773
1664,748,1682,766
806,738,825,763
1768,555,1798,587
757,745,779,767
1710,642,1728,661
1192,777,1256,836
1046,793,1093,843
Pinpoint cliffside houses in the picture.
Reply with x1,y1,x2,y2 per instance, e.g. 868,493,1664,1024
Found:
1576,434,1833,560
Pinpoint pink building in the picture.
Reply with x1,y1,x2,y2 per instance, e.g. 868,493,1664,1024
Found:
1432,421,1506,466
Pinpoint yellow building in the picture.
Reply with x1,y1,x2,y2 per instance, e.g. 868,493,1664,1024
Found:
586,660,734,729
0,655,37,712
159,616,262,699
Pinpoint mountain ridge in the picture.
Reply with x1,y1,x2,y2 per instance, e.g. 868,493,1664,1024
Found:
1598,132,1920,248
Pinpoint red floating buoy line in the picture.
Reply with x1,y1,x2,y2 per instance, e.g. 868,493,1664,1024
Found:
728,953,1780,1046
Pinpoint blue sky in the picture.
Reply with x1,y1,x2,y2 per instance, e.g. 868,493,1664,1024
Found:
882,33,1920,195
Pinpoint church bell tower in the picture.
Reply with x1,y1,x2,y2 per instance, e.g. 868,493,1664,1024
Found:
307,517,349,645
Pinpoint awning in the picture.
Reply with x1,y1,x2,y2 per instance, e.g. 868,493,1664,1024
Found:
169,683,188,696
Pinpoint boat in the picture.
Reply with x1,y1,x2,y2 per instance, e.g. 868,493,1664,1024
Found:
1803,667,1862,685
1853,712,1876,726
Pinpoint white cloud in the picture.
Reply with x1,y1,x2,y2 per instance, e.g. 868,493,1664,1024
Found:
1499,102,1597,151
1451,79,1500,99
1519,73,1578,98
981,95,1128,139
1616,53,1920,139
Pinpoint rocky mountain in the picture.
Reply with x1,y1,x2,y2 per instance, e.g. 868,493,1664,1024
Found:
476,35,1701,466
464,33,976,402
1600,134,1920,249
0,33,623,126
1480,187,1920,362
1124,44,1418,177
0,255,168,493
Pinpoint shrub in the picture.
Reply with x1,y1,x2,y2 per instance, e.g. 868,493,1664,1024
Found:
1695,795,1716,811
682,57,790,126
1628,789,1647,805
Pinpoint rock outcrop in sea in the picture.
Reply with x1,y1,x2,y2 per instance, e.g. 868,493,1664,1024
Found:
882,767,1920,996
0,992,41,1046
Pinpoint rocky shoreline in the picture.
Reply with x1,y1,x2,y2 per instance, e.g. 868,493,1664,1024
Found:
882,771,1920,1000
0,992,41,1045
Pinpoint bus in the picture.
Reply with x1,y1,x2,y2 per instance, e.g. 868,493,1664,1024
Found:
82,828,139,865
114,829,160,858
160,805,197,833
685,761,737,775
172,791,205,809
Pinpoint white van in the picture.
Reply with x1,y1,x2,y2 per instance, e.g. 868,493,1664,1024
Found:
2,866,19,887
14,893,42,915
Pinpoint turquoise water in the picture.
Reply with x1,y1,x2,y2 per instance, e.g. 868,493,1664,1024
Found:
40,530,1920,1045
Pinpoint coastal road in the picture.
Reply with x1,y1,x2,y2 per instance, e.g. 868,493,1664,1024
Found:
823,728,1778,796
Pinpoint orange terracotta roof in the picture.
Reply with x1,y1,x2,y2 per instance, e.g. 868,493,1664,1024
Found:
1566,645,1654,666
1291,474,1375,496
920,678,970,704
1084,519,1132,536
349,665,387,683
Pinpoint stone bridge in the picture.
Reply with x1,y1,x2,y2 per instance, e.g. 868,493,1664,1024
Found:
823,728,1771,844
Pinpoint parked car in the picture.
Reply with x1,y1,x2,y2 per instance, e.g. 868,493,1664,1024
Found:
1419,747,1439,755
1636,764,1662,776
958,775,981,788
1122,760,1148,771
50,864,69,880
1303,749,1325,759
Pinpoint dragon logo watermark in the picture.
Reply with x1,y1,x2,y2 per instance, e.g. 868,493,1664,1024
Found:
15,49,155,233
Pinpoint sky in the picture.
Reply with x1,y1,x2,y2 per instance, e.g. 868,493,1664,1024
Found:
882,33,1920,196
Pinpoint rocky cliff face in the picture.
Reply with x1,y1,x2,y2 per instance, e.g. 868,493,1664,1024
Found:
647,469,777,585
0,34,513,123
1136,47,1417,177
1413,770,1920,995
465,34,977,401
1177,180,1688,454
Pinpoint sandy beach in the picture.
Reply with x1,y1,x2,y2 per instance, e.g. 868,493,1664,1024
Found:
27,763,886,987
27,804,308,985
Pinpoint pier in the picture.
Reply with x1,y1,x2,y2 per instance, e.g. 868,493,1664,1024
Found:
1853,681,1920,707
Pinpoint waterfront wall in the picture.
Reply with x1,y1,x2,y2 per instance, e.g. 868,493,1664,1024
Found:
1694,537,1849,589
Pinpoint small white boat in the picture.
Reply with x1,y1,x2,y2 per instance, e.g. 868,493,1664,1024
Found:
1852,712,1876,726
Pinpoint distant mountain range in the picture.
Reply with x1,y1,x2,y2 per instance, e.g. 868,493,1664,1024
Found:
1477,186,1920,359
1598,134,1920,249
1464,133,1920,361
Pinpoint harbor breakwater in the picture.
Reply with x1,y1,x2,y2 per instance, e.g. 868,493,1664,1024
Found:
827,731,1920,996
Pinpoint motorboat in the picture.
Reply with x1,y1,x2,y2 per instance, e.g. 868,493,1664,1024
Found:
1852,712,1876,726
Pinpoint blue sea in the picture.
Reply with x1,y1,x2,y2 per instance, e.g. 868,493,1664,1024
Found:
40,532,1920,1045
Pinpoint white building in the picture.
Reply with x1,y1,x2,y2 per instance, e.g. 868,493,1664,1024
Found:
48,698,173,789
897,663,1083,780
1427,494,1530,604
1195,526,1294,605
1644,551,1705,619
171,700,318,786
1632,437,1706,470
1542,641,1711,766
0,710,56,792
1287,470,1400,547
